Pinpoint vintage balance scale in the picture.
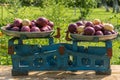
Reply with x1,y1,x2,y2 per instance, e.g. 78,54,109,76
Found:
1,27,118,76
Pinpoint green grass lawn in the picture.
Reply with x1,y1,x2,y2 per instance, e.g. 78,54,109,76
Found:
0,6,120,65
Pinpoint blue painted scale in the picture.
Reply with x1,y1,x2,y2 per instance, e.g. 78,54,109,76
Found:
8,36,112,76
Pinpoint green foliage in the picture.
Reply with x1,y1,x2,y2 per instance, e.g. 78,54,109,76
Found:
0,0,8,3
0,0,97,19
2,0,22,18
41,2,68,26
20,0,44,6
75,0,97,19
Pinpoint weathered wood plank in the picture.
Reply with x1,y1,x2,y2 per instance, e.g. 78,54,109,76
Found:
0,65,120,80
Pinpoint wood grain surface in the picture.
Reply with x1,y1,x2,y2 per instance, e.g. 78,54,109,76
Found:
0,65,120,80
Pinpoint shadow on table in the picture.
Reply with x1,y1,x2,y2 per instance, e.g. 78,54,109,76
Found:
8,71,109,80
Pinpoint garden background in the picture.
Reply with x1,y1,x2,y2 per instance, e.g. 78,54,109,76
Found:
0,0,120,65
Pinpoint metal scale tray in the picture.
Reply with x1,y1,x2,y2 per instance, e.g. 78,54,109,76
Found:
1,26,54,38
70,33,118,41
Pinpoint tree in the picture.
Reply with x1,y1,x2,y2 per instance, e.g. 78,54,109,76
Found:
100,0,120,13
112,0,119,13
75,0,97,19
101,0,110,12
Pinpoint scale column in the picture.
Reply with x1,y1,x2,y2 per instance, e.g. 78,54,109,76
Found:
72,40,78,52
49,37,54,45
105,40,112,58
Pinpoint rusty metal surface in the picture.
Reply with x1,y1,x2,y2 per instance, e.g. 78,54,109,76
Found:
8,46,14,54
0,65,120,80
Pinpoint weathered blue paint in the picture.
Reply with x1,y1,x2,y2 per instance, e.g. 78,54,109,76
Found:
8,37,112,76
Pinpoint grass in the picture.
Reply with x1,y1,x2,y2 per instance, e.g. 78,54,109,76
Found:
0,6,120,65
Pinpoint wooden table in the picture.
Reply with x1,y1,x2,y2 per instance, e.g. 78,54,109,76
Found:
0,65,120,80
